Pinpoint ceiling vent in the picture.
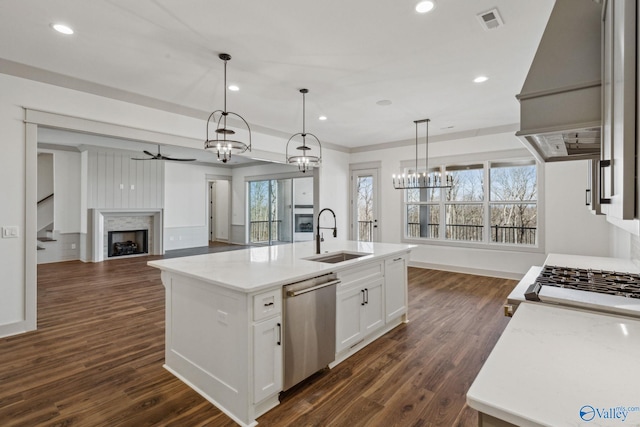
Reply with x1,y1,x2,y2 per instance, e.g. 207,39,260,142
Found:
477,8,504,30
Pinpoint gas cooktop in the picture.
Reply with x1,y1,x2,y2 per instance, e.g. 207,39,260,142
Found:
526,265,640,300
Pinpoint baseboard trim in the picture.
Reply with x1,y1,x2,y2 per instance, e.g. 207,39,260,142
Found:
408,261,524,281
0,319,35,339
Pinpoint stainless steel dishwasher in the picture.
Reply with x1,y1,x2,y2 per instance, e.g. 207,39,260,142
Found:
283,272,339,390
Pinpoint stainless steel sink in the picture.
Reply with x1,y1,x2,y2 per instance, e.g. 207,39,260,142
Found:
305,251,368,264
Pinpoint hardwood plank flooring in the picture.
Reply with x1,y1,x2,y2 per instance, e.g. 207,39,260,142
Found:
0,255,515,426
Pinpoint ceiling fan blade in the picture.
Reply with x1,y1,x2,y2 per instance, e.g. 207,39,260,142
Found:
131,157,155,161
163,156,197,162
143,150,156,157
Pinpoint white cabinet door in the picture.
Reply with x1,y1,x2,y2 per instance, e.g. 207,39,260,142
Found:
336,286,366,353
253,316,283,403
384,255,408,322
601,0,636,220
362,278,384,335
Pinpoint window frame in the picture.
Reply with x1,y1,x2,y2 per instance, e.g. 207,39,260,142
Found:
400,149,544,253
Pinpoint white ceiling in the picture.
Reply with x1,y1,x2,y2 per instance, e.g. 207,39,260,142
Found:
1,0,555,149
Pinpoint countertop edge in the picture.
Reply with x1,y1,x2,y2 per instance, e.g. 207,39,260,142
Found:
148,244,413,293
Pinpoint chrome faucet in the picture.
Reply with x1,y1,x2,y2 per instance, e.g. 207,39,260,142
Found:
316,208,337,254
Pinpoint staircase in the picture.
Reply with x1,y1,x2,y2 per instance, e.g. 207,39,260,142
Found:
37,193,55,251
37,227,57,251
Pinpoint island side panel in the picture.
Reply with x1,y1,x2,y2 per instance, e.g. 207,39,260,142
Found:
161,271,252,426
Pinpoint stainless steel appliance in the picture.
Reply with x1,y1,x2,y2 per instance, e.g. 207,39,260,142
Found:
505,255,640,318
283,273,339,390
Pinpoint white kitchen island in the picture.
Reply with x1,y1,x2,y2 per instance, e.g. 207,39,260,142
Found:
148,240,413,427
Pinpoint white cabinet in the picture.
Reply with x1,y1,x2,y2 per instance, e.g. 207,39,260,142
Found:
336,277,384,353
252,289,283,404
335,253,409,357
384,255,408,321
335,261,385,354
601,0,636,221
253,315,283,403
362,279,384,335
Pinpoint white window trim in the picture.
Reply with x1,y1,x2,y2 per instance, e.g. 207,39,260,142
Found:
399,149,545,254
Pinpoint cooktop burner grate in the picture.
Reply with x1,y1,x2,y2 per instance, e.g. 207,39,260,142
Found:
535,265,640,299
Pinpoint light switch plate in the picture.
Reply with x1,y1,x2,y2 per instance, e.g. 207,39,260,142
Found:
2,226,19,238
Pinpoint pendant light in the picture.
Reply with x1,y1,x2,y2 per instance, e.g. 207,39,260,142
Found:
286,89,322,173
392,118,452,189
204,53,252,163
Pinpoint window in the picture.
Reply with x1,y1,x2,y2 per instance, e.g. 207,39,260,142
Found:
404,159,539,249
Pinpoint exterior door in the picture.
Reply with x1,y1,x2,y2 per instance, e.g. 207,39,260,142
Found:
249,179,294,245
351,168,380,242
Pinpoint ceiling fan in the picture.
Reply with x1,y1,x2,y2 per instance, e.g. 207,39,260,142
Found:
132,145,196,162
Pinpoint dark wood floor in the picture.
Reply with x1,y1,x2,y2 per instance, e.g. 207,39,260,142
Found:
0,252,516,426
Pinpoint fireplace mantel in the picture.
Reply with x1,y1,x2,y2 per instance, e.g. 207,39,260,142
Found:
90,209,163,262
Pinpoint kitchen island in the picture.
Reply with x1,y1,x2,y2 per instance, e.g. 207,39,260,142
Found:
148,240,413,427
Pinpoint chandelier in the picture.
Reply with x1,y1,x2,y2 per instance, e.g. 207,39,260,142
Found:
392,118,452,189
286,89,322,173
204,53,252,163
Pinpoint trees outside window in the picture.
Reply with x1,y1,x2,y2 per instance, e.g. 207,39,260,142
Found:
404,160,538,247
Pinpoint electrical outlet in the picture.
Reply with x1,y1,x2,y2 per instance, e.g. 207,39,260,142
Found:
71,243,76,249
119,184,124,190
130,184,135,190
2,226,18,238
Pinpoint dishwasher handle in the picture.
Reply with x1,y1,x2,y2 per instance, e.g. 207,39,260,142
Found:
286,279,341,297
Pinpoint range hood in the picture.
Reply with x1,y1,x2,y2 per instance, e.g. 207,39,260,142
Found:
516,0,602,162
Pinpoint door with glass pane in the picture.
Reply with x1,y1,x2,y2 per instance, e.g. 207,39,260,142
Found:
249,179,293,245
351,168,379,242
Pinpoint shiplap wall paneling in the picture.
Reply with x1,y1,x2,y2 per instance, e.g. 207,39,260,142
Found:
105,151,115,208
113,153,122,208
87,150,163,209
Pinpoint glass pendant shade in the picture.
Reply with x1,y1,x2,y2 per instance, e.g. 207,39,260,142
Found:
204,53,252,163
286,89,322,173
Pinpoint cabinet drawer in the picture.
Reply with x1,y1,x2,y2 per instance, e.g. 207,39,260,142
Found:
253,288,282,322
337,261,383,290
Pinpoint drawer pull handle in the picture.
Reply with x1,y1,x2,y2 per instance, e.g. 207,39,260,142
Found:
264,302,274,307
393,257,403,262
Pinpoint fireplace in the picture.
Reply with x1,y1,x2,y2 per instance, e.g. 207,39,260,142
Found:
107,229,149,258
295,214,313,233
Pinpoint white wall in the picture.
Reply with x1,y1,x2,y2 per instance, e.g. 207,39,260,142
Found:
214,180,230,241
37,153,53,202
350,131,613,278
544,160,611,256
318,148,350,244
164,162,230,250
52,150,81,233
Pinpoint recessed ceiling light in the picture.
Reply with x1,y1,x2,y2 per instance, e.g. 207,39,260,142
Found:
318,116,327,121
473,76,489,83
376,99,392,106
52,23,74,35
228,85,239,91
415,1,436,14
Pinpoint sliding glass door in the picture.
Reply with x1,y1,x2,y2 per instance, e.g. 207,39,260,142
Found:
249,179,293,245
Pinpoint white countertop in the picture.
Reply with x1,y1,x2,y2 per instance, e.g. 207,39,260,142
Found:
467,302,640,427
148,240,414,293
545,253,640,273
